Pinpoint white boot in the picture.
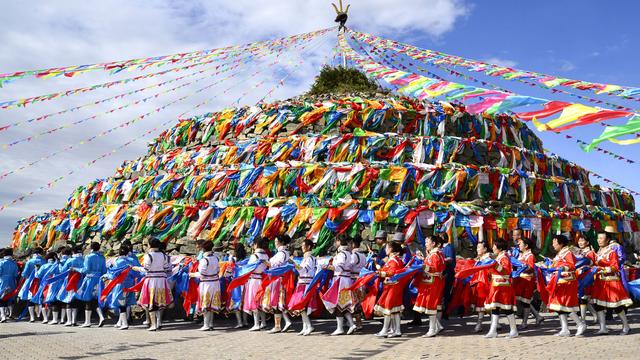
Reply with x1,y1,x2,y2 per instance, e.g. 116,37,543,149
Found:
41,308,49,324
234,311,244,329
580,304,588,322
331,316,345,336
435,311,444,334
49,311,59,325
268,314,282,333
249,311,261,331
595,311,609,335
157,309,163,330
474,313,483,333
143,311,150,326
115,310,122,328
59,309,66,325
302,312,314,336
531,306,544,325
298,315,307,336
199,312,212,331
376,315,391,337
28,306,36,322
242,311,249,326
424,315,438,337
485,314,499,338
208,311,215,329
118,312,129,330
259,311,267,329
569,312,586,336
0,307,6,323
519,307,530,330
506,314,518,338
387,314,402,338
96,307,105,327
587,303,598,324
618,311,630,335
64,308,73,326
71,309,78,326
80,310,92,328
147,311,158,331
345,312,357,335
282,312,292,332
555,314,570,337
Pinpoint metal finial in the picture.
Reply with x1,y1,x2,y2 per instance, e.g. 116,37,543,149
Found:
332,1,350,32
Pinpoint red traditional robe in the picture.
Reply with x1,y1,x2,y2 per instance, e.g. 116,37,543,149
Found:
513,250,536,304
373,254,406,315
470,253,491,312
484,251,516,311
413,248,446,315
591,245,633,308
578,248,596,299
548,247,579,312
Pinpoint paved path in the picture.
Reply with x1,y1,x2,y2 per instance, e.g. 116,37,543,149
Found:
1,310,639,359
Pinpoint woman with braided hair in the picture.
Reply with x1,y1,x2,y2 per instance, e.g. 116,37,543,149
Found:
413,235,446,337
544,234,586,337
483,239,518,338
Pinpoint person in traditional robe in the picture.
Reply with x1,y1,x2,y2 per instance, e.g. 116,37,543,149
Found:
484,239,518,338
57,246,84,326
227,243,248,329
374,240,406,338
288,240,318,336
74,242,107,328
513,238,543,328
470,241,492,333
544,235,586,337
414,235,446,337
261,235,293,333
0,248,19,323
136,238,173,331
18,247,44,322
591,231,633,335
350,236,367,331
190,241,221,331
44,247,69,324
245,238,270,331
321,237,356,336
34,252,60,324
106,246,138,330
576,234,597,323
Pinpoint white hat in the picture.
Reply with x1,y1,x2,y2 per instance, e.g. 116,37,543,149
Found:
375,230,387,239
604,225,618,234
392,232,404,242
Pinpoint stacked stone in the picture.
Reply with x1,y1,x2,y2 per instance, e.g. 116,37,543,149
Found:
11,92,638,256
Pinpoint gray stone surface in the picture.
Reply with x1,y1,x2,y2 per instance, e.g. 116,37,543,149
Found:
0,310,638,359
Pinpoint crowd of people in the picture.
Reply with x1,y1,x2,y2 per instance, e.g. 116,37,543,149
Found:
0,227,636,339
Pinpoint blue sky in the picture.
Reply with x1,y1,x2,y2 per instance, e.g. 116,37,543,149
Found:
413,1,639,201
0,0,637,246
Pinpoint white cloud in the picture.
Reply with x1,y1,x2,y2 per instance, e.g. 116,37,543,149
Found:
558,60,576,72
483,57,517,68
0,1,472,244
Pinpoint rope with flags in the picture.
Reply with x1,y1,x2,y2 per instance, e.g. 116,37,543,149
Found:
0,28,335,87
0,31,321,134
348,29,640,103
0,30,329,213
338,31,639,150
0,31,329,183
348,36,639,164
349,30,640,141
